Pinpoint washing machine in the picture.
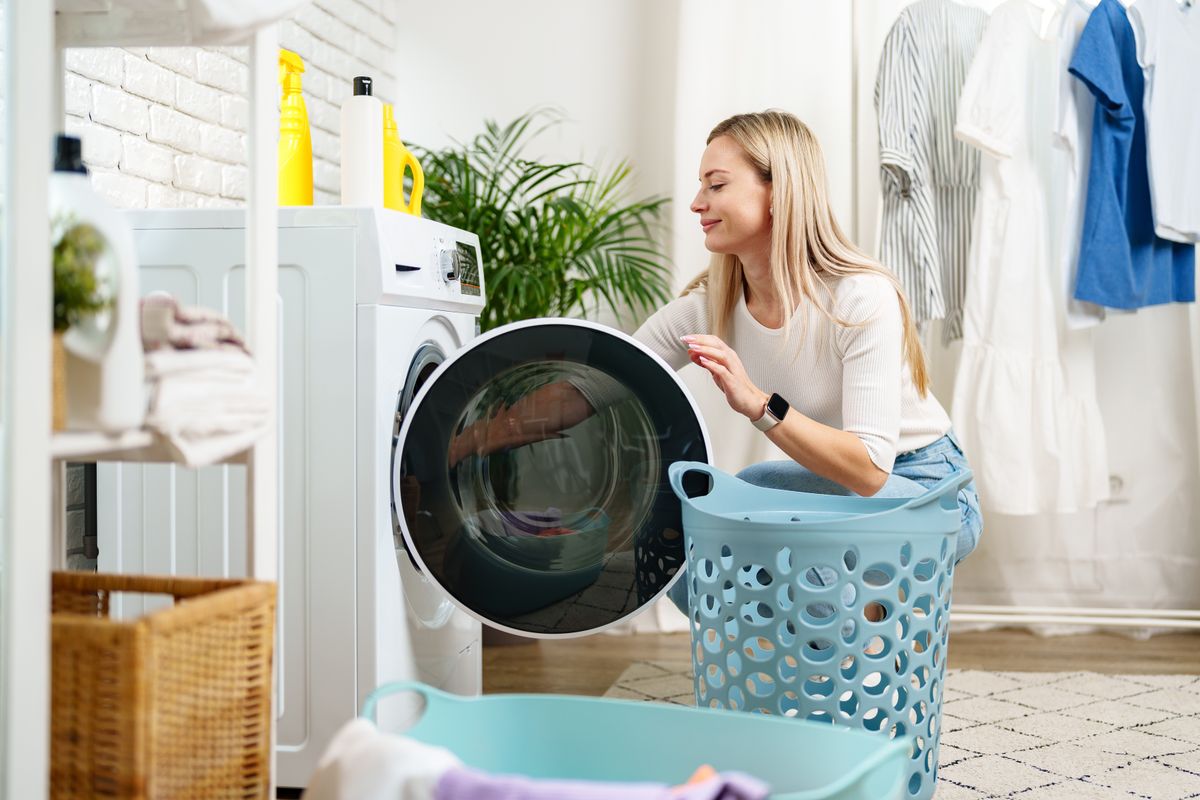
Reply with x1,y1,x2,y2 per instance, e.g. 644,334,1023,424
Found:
97,207,485,787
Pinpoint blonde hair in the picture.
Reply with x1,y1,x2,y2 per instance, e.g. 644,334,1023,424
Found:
683,110,929,395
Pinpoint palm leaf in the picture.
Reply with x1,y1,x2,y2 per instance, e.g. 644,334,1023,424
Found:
414,108,673,332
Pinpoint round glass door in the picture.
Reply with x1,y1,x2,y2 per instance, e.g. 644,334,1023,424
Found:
394,319,710,636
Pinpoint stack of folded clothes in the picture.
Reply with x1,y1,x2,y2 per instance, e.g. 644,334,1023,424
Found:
140,293,270,467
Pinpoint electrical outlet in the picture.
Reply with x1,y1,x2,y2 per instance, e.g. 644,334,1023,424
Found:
1105,474,1129,505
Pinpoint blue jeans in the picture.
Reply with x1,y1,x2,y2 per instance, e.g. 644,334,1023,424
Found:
668,430,982,615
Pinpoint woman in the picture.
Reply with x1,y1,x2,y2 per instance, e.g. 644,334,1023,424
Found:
640,110,980,613
450,110,981,613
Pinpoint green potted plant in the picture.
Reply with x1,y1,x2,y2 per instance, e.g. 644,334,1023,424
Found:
414,108,674,332
52,217,111,430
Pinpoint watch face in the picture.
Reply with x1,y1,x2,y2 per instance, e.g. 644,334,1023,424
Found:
767,392,789,420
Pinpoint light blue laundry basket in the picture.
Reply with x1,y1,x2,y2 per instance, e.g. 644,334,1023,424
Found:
362,681,909,799
668,461,973,800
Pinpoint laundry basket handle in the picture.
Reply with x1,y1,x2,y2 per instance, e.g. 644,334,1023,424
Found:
361,680,450,723
668,461,736,505
894,468,974,513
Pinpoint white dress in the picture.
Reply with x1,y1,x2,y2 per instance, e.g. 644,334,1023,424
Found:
951,0,1108,515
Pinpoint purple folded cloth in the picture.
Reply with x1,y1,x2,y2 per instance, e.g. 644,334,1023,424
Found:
141,292,249,353
434,765,769,800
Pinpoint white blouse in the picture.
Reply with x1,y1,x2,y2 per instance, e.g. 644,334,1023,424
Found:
634,275,951,473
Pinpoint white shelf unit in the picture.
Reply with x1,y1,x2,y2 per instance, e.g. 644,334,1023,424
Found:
51,430,251,463
3,2,281,796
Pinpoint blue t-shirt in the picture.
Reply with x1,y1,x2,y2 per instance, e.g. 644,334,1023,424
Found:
1069,0,1194,309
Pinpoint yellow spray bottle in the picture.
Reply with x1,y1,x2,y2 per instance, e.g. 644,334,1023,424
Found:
383,103,424,215
278,49,313,206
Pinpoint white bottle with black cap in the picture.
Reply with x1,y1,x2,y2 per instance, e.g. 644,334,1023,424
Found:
49,133,145,431
340,75,384,206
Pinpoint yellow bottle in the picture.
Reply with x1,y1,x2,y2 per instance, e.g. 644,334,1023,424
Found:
278,49,313,206
383,103,424,215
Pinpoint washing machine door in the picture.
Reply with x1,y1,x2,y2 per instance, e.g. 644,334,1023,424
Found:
390,338,460,629
394,318,711,636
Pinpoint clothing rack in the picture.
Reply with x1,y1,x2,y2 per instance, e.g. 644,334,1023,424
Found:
860,0,1200,637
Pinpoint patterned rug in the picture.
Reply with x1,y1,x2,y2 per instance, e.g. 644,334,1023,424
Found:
605,661,1200,799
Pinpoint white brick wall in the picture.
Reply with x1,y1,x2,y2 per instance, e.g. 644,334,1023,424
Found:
59,0,398,209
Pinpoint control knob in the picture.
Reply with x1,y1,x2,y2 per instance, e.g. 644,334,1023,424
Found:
437,245,458,283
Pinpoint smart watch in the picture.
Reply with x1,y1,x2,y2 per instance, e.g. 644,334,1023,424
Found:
752,392,790,431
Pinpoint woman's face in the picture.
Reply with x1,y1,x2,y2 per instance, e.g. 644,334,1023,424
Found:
690,135,772,259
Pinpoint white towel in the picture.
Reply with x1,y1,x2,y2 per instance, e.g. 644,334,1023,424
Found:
302,718,461,800
144,347,270,467
145,348,257,376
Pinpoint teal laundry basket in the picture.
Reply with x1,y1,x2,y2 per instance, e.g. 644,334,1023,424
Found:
668,462,972,800
362,681,909,799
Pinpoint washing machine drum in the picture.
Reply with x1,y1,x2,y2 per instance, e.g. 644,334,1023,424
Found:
394,319,711,636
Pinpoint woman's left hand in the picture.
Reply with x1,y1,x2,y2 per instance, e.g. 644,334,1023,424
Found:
683,335,767,420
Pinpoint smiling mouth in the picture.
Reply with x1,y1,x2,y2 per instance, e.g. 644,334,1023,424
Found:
701,220,719,232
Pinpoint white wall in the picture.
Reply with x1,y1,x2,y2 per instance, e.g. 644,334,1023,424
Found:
57,0,400,210
393,0,682,342
394,0,677,205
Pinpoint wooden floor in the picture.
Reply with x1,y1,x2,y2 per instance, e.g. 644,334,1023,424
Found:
484,628,1200,696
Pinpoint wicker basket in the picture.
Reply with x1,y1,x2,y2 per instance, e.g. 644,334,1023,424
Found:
50,572,276,799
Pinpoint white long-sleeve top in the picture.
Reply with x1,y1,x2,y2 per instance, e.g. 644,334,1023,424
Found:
633,274,951,472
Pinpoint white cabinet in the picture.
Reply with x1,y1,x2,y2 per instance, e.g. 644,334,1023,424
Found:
98,221,358,784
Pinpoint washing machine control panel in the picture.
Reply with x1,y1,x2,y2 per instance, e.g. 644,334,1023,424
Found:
366,209,486,311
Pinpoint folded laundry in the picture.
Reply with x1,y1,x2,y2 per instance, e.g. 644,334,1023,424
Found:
142,327,270,467
141,292,248,353
145,347,257,376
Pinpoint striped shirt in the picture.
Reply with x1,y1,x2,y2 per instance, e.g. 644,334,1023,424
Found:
875,0,988,342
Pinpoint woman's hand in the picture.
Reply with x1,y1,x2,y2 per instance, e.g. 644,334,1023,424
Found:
682,335,768,420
